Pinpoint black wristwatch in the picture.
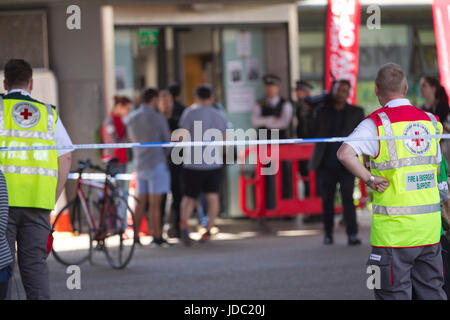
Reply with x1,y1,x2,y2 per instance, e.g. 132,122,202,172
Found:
365,175,375,187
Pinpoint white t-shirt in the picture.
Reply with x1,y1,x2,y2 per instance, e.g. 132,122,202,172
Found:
345,98,442,159
7,89,73,156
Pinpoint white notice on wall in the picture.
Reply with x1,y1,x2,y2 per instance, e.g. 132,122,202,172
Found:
236,31,251,58
227,87,255,113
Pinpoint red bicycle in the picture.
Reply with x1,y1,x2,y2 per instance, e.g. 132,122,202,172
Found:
51,159,137,269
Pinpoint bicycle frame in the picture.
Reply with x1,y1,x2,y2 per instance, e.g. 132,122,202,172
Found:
75,175,125,241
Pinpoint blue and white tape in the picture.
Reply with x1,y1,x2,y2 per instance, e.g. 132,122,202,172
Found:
0,134,450,152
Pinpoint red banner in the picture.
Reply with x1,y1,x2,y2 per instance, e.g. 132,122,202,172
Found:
324,0,361,105
433,0,450,97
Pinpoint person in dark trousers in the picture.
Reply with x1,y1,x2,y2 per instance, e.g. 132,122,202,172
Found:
2,59,73,299
166,83,186,238
310,79,364,245
251,74,293,209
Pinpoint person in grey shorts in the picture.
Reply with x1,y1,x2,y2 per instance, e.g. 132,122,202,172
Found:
0,171,12,300
124,88,171,247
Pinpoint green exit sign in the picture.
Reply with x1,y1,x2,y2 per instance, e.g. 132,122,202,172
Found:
138,29,159,47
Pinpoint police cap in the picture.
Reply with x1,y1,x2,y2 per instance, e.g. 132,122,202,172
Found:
263,74,281,85
295,80,313,91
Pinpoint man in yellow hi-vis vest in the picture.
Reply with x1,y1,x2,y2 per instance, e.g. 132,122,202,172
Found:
337,63,447,300
1,59,72,299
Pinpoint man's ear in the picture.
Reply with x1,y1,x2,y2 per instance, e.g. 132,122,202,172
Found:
3,80,8,92
374,83,379,97
28,79,33,92
403,83,408,96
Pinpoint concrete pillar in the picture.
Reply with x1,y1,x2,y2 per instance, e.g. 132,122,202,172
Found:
101,5,115,113
47,2,105,167
287,3,300,100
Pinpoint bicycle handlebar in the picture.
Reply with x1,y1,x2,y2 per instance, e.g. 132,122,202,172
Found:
72,159,108,175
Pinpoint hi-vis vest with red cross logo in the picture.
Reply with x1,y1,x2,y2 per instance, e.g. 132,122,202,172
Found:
368,105,442,248
0,94,58,210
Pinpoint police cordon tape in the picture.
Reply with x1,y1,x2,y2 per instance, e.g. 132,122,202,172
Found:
1,133,450,152
3,134,447,181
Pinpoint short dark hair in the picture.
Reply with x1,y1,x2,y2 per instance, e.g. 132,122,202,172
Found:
168,82,181,98
194,84,213,100
4,59,33,88
336,79,351,89
113,95,132,106
141,88,159,104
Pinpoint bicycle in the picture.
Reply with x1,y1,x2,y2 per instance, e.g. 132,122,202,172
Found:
51,158,137,269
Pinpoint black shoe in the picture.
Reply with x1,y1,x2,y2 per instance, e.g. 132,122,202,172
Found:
167,227,181,239
324,235,333,245
151,237,171,248
150,238,160,248
348,235,361,246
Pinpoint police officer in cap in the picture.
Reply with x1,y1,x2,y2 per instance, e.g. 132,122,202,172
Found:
251,74,293,140
251,74,293,209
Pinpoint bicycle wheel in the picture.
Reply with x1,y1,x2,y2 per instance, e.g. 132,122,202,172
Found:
102,195,136,269
51,198,93,266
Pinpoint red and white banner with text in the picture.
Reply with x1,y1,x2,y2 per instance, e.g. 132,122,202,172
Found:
324,0,361,105
433,0,450,97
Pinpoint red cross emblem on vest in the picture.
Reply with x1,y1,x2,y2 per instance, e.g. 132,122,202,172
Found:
403,122,431,156
20,108,33,120
412,131,424,147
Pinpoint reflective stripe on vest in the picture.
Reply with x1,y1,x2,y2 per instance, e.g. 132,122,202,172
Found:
373,203,441,215
370,155,440,171
0,165,57,178
369,106,442,248
0,95,58,210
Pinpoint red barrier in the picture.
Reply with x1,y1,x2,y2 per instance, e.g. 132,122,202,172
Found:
239,144,367,218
